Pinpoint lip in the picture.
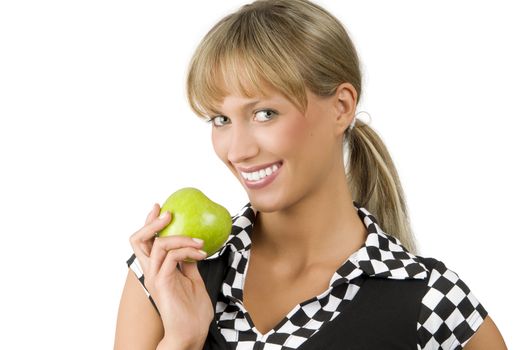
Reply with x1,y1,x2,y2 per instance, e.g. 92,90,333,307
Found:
240,162,283,190
236,161,283,173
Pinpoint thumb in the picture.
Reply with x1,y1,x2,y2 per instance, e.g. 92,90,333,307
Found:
180,261,204,283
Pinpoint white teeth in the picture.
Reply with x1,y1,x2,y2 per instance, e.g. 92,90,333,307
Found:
241,163,281,182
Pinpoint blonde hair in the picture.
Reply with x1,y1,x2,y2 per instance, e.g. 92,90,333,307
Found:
186,0,419,254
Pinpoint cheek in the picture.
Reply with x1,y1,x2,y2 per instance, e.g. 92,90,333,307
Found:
305,107,335,151
267,118,310,156
211,130,227,161
286,110,334,169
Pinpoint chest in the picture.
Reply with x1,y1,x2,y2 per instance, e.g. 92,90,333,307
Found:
242,255,336,335
208,252,434,349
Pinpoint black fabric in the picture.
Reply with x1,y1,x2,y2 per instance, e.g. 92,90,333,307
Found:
296,276,427,349
198,254,440,350
199,253,231,350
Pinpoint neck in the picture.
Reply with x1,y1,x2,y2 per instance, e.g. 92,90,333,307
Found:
251,171,368,274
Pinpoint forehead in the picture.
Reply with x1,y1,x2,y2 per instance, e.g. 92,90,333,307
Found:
214,81,288,112
197,59,306,117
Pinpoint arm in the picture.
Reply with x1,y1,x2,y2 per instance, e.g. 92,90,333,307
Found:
114,269,164,350
463,315,507,350
115,204,212,350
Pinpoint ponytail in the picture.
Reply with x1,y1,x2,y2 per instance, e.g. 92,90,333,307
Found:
345,119,419,254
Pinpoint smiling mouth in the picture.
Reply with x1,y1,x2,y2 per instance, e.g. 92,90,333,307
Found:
240,161,282,182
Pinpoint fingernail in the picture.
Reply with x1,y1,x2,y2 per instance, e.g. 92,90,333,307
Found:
192,238,204,244
198,250,207,256
159,211,169,219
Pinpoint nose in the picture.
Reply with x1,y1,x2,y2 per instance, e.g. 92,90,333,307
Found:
227,123,259,165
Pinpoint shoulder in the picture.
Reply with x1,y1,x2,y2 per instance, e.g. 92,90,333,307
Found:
414,255,488,349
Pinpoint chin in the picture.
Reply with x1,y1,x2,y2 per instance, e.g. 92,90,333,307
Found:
235,163,301,213
246,188,300,214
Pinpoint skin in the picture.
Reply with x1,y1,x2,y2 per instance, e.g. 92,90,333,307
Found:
114,81,508,349
115,204,211,350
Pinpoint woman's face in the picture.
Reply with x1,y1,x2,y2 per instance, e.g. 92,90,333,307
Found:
210,83,343,212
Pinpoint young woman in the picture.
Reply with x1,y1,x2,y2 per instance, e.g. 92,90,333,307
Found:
115,1,507,349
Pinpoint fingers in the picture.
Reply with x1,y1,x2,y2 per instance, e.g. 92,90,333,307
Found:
145,203,160,225
149,236,206,276
132,210,171,246
130,204,208,294
130,207,172,268
158,248,208,280
180,261,204,283
137,203,160,260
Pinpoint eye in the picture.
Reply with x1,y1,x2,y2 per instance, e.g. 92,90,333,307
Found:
209,115,230,127
254,109,277,122
207,109,277,127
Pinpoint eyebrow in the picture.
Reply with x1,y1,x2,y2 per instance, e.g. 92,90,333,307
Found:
213,98,262,116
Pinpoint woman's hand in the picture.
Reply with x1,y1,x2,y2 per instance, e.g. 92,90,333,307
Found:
129,203,214,349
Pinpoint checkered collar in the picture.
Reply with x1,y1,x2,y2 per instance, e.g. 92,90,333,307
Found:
206,201,428,283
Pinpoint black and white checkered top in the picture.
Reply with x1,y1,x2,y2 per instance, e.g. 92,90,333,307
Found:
127,201,488,350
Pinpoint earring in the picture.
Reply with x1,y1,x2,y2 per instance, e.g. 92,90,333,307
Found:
348,110,372,131
348,116,357,131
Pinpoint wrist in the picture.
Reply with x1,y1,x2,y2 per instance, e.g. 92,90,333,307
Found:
156,338,175,350
157,336,205,350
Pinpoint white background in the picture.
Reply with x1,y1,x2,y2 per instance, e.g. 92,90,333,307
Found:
0,1,524,348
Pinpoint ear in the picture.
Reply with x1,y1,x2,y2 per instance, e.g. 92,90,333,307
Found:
333,82,358,136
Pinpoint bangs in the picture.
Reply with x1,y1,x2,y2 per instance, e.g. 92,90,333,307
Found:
191,52,277,118
186,11,308,119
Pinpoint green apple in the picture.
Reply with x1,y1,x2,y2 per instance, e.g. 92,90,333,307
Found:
157,187,232,258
